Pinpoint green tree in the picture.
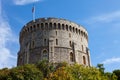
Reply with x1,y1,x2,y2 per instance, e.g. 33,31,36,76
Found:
36,60,55,78
66,64,107,80
47,67,74,80
104,72,117,80
97,64,105,74
0,68,10,80
10,64,43,80
113,69,120,80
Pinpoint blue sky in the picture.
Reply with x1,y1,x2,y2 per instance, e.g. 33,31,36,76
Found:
0,0,120,72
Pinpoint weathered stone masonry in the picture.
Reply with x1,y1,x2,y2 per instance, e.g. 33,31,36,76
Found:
17,17,91,66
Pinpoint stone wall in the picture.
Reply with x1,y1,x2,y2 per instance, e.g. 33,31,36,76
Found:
17,17,91,66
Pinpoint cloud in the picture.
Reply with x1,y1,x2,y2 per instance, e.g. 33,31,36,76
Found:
13,0,42,5
0,1,17,68
86,11,120,24
102,57,120,65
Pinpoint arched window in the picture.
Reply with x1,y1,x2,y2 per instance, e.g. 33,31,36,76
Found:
76,28,78,33
49,23,52,29
54,23,56,29
58,23,61,29
73,27,75,32
79,29,80,35
41,23,44,30
81,31,83,36
45,23,48,30
83,56,86,65
42,50,48,60
66,25,68,31
62,24,65,30
70,52,74,62
69,26,72,31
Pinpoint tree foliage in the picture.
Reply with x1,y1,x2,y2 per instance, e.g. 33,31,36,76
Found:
0,61,119,80
113,69,120,80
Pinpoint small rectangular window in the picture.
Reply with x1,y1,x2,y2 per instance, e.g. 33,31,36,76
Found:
56,39,58,45
56,31,57,35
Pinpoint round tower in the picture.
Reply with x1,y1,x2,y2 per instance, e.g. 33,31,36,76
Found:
17,17,91,66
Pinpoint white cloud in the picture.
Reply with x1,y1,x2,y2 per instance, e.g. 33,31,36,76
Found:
102,57,120,65
86,11,120,24
0,1,17,68
13,0,42,5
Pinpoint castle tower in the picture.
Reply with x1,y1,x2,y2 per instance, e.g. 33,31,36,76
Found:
17,17,91,66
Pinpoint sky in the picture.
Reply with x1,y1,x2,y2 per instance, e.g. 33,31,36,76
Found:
0,0,120,72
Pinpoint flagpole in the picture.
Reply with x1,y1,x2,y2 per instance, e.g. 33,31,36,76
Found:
32,4,35,22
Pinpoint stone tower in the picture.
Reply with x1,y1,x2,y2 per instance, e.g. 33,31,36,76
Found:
17,17,91,66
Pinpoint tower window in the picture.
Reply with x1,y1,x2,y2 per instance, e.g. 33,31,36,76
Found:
70,52,74,62
62,24,64,30
56,39,58,45
69,26,72,31
66,25,68,31
69,41,72,47
45,23,48,30
58,23,61,29
76,28,78,33
86,47,89,53
83,56,86,65
82,45,84,51
37,24,39,28
56,31,57,35
41,23,44,30
42,50,48,60
49,23,52,29
73,27,75,32
30,26,32,31
54,23,56,29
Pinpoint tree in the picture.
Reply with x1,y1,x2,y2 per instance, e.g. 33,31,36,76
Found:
0,68,10,80
47,67,74,80
104,72,117,80
10,64,43,80
113,69,120,80
36,60,55,78
66,64,107,80
97,64,105,74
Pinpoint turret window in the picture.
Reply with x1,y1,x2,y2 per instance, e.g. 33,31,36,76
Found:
82,45,84,51
70,52,74,62
42,50,48,60
62,24,65,30
83,56,86,65
66,25,68,31
56,39,58,45
54,23,56,29
58,23,61,29
49,23,52,29
69,41,72,47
